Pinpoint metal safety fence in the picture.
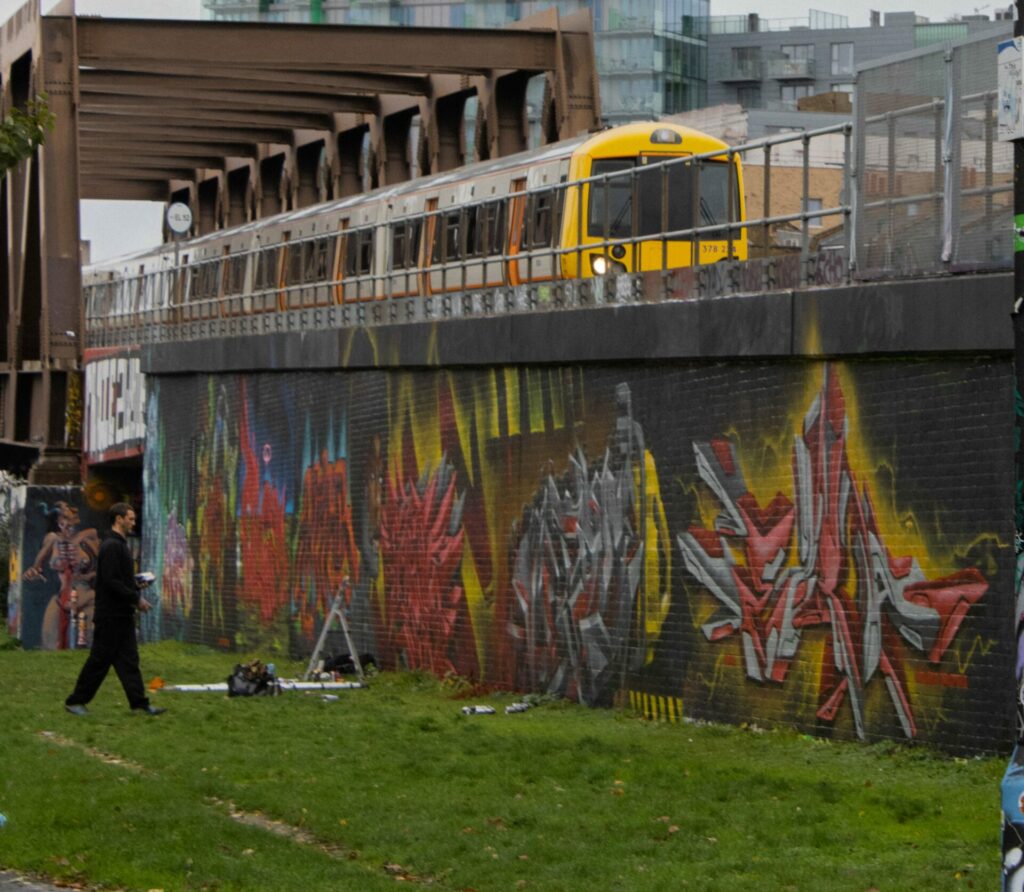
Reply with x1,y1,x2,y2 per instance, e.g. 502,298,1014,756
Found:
855,28,1012,278
85,123,854,347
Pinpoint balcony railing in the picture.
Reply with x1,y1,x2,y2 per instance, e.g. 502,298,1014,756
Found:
767,57,816,79
711,57,763,82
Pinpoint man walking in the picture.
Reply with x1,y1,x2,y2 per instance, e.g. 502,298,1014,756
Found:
64,502,165,716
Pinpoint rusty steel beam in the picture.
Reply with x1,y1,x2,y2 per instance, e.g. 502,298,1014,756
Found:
80,139,255,159
81,179,173,201
81,69,430,98
75,18,558,74
83,91,370,119
79,119,295,145
83,104,337,131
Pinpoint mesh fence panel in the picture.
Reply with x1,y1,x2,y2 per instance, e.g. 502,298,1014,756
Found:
954,35,1012,270
855,30,1012,278
857,51,948,276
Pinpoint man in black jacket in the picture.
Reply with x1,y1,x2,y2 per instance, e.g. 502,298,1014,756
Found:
64,502,165,716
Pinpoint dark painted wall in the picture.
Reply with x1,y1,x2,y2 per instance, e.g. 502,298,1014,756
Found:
141,353,1014,753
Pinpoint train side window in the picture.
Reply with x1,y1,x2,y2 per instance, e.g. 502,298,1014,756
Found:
487,201,506,254
254,246,280,292
346,229,374,275
317,236,335,280
464,205,480,257
392,222,409,269
522,190,560,248
225,252,247,296
392,221,422,269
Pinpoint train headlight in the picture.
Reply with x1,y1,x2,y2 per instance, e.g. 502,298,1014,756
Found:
590,255,627,276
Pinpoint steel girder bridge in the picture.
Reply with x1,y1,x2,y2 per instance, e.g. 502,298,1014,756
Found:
0,0,599,481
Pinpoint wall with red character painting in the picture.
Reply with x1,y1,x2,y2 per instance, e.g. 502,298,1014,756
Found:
7,488,105,650
140,358,1013,753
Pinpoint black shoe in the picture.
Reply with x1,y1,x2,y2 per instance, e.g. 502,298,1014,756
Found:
64,703,88,716
133,705,166,716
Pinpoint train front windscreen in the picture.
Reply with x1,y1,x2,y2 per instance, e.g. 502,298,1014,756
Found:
587,157,736,240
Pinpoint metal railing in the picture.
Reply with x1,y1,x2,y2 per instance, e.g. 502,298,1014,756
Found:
86,123,860,347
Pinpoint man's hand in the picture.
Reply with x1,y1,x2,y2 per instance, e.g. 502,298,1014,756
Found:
139,596,153,613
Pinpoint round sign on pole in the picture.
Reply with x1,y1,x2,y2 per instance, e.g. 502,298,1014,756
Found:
166,202,193,235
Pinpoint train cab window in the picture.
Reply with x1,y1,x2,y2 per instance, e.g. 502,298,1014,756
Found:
589,157,737,239
588,160,636,239
345,229,374,276
254,246,281,292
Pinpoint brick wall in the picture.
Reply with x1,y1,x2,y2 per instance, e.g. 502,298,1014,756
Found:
140,356,1014,753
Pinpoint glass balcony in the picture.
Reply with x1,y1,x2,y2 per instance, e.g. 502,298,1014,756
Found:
767,57,816,79
710,57,763,82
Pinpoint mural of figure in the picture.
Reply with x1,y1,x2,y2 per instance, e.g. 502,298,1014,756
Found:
159,507,194,637
22,501,100,650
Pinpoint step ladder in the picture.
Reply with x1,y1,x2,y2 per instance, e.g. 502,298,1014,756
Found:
304,577,367,685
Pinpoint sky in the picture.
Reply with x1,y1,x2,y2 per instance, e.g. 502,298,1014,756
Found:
0,0,1005,261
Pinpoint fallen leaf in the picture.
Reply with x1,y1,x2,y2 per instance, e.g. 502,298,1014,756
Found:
242,849,255,856
668,825,680,834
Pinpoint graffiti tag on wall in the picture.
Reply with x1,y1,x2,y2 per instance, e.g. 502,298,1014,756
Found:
678,366,988,739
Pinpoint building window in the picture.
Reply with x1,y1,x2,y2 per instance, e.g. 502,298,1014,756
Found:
737,84,761,108
807,197,824,227
830,83,854,94
780,84,812,105
780,43,814,61
831,43,854,75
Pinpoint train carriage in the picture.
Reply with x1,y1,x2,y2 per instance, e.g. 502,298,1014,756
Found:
84,121,747,326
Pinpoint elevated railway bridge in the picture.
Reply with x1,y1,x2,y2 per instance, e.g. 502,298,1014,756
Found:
4,0,1022,797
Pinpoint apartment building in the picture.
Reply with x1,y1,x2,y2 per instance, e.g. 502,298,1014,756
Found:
707,9,1008,112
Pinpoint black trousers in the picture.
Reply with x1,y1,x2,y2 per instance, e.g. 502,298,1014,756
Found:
65,615,149,710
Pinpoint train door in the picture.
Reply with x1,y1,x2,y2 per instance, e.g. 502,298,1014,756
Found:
507,179,527,286
421,197,439,295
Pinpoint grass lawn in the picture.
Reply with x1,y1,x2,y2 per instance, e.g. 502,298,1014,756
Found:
0,633,1004,891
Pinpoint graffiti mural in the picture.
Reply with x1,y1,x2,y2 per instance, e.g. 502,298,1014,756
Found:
678,366,990,740
507,383,671,706
141,360,1011,751
8,488,105,650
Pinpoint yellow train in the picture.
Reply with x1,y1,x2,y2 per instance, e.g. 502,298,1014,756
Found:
85,121,747,323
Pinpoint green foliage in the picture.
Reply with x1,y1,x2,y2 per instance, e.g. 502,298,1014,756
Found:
0,95,55,174
0,641,1005,891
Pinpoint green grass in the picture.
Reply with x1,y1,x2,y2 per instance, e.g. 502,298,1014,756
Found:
0,633,1003,891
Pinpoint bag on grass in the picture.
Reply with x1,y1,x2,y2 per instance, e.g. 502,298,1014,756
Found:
227,660,277,697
